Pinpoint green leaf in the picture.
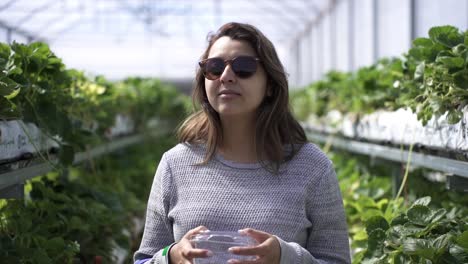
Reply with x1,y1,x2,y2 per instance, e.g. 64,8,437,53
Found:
413,196,431,206
428,97,445,113
11,41,32,58
413,37,433,47
366,215,390,234
390,214,408,226
456,231,468,249
392,252,412,264
452,44,467,55
403,238,435,259
429,25,464,48
407,204,433,226
0,42,11,58
366,228,387,258
432,234,451,252
4,87,21,100
386,225,405,246
454,69,468,88
353,229,368,241
430,208,446,223
449,244,468,262
58,144,75,166
436,56,465,68
447,110,463,124
414,62,425,80
362,209,384,221
5,60,23,75
32,249,52,264
465,30,468,46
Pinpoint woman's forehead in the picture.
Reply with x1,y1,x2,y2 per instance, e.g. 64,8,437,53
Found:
208,36,256,58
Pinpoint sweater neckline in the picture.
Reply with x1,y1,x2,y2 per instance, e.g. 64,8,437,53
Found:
214,152,263,169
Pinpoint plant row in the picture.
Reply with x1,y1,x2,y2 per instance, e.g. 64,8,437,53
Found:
0,41,190,165
329,150,468,263
0,137,177,263
291,25,468,126
0,41,191,263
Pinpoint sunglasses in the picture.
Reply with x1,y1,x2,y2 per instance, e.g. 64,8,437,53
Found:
199,56,260,80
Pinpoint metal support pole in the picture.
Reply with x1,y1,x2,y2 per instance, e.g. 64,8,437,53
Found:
410,0,417,42
295,39,301,87
330,6,337,69
7,28,11,44
372,0,379,62
348,0,355,71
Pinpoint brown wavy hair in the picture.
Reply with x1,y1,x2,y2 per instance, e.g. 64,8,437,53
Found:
177,22,307,173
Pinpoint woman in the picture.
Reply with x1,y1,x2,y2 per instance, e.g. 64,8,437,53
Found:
134,22,350,264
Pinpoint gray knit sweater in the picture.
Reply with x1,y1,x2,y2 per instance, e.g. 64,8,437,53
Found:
134,143,351,264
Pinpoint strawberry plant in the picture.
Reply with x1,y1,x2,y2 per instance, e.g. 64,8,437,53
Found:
0,41,190,263
355,196,468,263
403,26,468,125
327,150,468,262
292,26,468,126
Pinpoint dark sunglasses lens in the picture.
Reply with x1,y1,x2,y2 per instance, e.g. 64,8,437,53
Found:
232,56,257,78
204,58,225,80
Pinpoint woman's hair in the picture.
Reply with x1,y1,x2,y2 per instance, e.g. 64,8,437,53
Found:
177,22,307,173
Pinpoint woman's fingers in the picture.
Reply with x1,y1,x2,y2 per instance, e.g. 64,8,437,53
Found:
228,245,265,256
239,228,270,243
229,229,281,264
184,225,209,240
227,258,260,264
181,248,213,259
170,226,212,263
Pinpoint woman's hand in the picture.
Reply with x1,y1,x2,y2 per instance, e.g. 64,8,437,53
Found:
227,228,281,264
169,226,213,264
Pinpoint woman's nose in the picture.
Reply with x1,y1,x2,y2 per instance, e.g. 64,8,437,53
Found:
219,65,236,83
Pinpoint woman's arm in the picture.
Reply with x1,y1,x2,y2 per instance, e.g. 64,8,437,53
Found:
278,162,351,264
133,154,175,264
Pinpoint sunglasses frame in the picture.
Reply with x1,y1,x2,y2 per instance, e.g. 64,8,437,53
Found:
199,56,261,80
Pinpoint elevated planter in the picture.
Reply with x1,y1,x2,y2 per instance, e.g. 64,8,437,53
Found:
305,107,468,156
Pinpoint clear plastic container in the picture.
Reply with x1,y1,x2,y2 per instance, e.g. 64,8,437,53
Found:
190,231,258,264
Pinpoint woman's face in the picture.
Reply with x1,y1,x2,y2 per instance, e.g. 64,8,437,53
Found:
204,36,267,119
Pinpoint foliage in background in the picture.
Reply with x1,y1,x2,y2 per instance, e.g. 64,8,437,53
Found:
291,25,468,125
327,149,468,263
0,136,175,263
356,196,468,263
0,41,190,263
0,41,190,165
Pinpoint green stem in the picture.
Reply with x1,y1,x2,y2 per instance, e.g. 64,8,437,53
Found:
323,134,334,154
395,143,414,200
18,120,61,172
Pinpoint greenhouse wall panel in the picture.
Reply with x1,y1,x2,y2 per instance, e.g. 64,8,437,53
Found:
376,0,411,58
415,0,468,38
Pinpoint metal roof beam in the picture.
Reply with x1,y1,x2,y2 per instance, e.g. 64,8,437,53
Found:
114,0,192,37
13,0,58,29
0,0,18,12
287,0,337,44
271,0,319,24
0,19,44,42
249,2,299,38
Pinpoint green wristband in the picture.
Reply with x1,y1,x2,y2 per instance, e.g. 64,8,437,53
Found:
162,245,170,256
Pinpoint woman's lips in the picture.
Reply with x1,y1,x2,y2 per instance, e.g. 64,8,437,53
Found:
218,90,241,98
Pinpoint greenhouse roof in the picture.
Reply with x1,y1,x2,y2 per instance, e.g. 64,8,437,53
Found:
0,0,332,79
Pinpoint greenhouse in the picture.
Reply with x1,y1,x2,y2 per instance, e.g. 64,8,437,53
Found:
1,0,467,263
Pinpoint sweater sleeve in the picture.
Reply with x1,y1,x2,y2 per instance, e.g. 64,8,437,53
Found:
278,161,351,264
134,153,175,264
